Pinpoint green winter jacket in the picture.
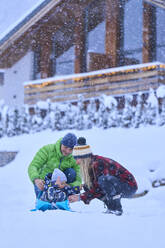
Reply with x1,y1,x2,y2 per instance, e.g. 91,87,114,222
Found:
28,138,82,187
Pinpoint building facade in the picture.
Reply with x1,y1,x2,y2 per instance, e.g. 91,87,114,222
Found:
0,0,165,107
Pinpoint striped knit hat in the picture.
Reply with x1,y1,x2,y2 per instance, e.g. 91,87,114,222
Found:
72,137,92,159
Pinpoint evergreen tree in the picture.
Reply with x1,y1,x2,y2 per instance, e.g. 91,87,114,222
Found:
59,103,70,130
5,108,22,136
0,103,8,136
49,102,57,131
6,109,15,137
132,93,143,128
41,100,52,130
14,108,21,135
105,95,119,128
0,114,3,138
143,89,158,126
53,104,63,130
86,98,98,128
121,95,134,128
19,105,31,134
30,105,43,133
66,103,78,129
97,95,108,129
75,95,86,130
158,97,165,126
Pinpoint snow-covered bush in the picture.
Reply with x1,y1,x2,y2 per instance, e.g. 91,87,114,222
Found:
132,93,144,128
0,87,165,138
143,89,159,126
121,94,134,128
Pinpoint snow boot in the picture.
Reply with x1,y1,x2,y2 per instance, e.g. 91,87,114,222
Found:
104,194,123,216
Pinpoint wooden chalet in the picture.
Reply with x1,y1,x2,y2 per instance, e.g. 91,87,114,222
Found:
0,0,165,106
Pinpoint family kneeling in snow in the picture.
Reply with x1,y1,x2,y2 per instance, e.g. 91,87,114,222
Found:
28,133,138,216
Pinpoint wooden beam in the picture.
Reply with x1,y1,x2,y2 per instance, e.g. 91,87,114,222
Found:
87,52,111,71
39,28,53,78
74,6,88,73
105,0,122,67
143,2,156,63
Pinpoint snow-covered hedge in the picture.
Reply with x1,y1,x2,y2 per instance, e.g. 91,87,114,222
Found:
0,87,165,138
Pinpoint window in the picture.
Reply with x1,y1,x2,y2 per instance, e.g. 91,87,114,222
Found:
123,0,143,64
0,72,4,86
55,46,75,75
156,7,165,63
52,27,75,76
87,0,106,54
88,21,105,54
33,46,41,79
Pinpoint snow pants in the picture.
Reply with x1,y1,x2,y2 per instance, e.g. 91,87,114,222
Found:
98,174,137,198
98,174,137,211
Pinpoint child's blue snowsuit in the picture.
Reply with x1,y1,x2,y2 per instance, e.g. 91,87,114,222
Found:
40,173,80,209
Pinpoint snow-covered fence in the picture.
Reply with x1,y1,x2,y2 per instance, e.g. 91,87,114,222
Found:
24,62,165,105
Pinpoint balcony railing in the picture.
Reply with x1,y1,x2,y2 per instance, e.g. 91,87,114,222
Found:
24,62,165,105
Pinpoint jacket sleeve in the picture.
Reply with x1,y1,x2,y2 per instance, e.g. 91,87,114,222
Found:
28,145,49,183
69,159,82,187
80,186,103,204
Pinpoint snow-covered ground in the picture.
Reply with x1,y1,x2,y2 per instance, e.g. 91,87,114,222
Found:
0,126,165,248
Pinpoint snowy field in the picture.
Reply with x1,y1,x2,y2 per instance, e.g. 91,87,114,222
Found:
0,126,165,248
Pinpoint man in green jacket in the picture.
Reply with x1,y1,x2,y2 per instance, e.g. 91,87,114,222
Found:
28,133,82,198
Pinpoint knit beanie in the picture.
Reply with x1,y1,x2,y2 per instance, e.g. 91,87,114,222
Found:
72,137,92,159
51,168,67,182
61,133,77,149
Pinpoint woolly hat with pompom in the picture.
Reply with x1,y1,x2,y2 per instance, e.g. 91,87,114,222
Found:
61,133,77,149
72,137,92,159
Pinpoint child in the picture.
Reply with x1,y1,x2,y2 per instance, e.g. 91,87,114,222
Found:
40,168,80,209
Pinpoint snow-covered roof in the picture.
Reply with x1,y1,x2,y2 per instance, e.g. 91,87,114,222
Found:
0,0,45,41
0,0,61,52
145,0,165,9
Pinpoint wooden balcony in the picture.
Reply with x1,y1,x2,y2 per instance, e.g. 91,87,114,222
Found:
24,62,165,105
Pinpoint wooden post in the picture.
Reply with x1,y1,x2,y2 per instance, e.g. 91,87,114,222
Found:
143,2,156,63
105,0,122,67
39,27,53,78
74,7,88,73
